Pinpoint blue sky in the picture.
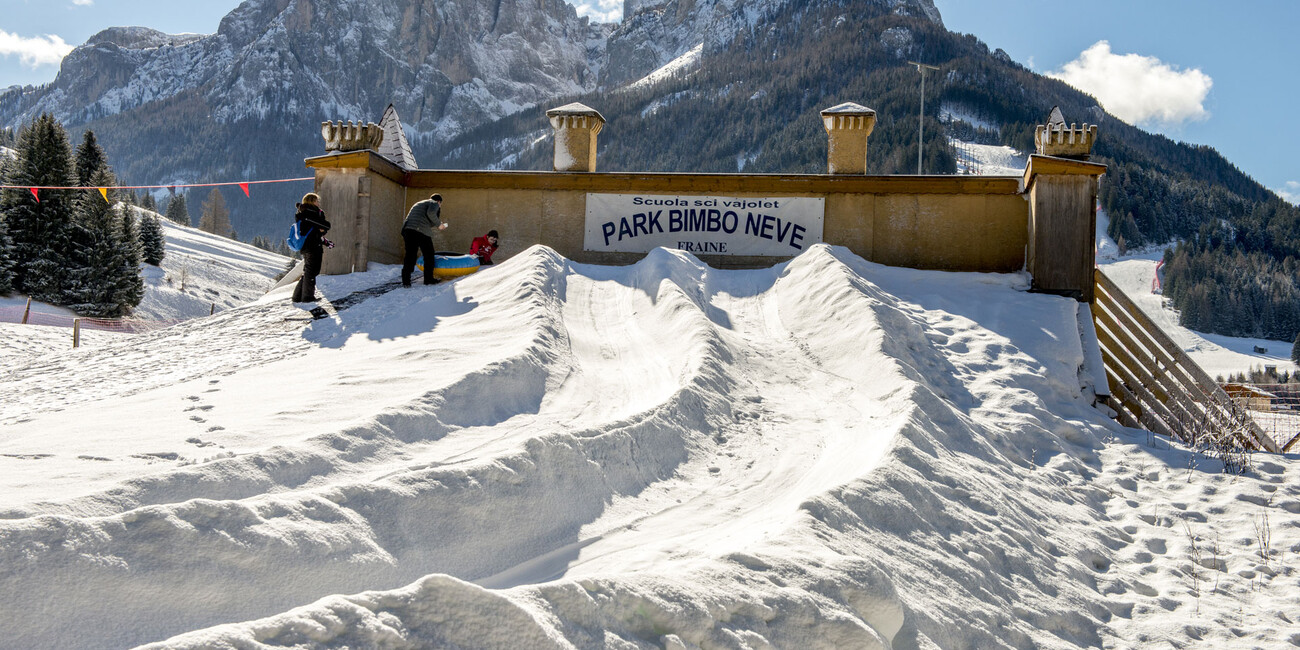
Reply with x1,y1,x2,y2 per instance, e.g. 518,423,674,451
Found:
1,0,1295,202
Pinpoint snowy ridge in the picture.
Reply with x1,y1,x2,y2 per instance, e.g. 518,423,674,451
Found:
2,246,1298,648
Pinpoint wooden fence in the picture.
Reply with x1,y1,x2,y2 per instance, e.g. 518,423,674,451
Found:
1091,269,1281,453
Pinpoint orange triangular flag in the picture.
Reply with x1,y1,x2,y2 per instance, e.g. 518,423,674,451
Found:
98,188,109,202
29,188,39,202
239,182,250,197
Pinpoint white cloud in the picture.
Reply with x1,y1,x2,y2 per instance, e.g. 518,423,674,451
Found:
1048,41,1212,128
0,29,74,68
71,0,94,6
567,0,622,23
1277,181,1300,206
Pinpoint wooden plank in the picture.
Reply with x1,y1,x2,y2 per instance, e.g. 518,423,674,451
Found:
1101,351,1185,443
1105,366,1179,442
1093,309,1222,433
1094,269,1278,452
1283,432,1300,453
1096,288,1253,445
1105,395,1141,430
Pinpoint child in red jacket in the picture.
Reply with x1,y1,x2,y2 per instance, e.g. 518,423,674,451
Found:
470,230,499,265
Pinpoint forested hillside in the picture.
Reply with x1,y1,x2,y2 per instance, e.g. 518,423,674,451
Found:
440,1,1298,342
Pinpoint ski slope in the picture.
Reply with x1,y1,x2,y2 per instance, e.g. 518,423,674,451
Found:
1093,210,1299,379
2,245,1297,649
0,208,289,366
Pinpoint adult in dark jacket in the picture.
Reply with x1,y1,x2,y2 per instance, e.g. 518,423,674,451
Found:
292,193,331,303
470,230,499,265
401,192,447,286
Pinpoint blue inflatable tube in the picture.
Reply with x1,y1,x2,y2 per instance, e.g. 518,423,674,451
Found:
416,252,481,279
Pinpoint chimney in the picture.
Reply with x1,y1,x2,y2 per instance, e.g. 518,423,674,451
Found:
546,103,605,172
1034,106,1097,161
821,102,877,175
321,120,384,153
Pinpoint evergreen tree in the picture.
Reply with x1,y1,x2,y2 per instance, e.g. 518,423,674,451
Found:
0,217,13,296
0,155,12,295
138,209,166,265
198,187,232,236
141,192,157,212
74,130,110,187
1292,332,1300,367
114,202,144,311
165,192,190,226
65,169,140,316
0,114,77,302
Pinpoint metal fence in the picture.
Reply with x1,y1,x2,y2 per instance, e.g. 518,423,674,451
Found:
0,304,181,334
1224,383,1300,452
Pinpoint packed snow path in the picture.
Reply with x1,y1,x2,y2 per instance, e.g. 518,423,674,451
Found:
2,246,1298,649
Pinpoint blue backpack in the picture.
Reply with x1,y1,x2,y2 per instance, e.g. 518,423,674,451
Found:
286,222,313,251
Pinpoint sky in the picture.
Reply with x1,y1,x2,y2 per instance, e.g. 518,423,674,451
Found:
0,0,1295,201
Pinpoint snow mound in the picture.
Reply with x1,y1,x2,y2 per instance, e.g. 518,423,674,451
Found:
1,245,1297,649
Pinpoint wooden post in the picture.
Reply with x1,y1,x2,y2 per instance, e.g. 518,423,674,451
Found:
1024,155,1106,302
73,319,81,348
21,297,31,324
210,303,216,316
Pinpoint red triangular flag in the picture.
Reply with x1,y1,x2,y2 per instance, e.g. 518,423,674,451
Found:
238,182,250,197
29,188,39,202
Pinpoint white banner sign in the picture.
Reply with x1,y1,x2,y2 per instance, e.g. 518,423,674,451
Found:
584,193,825,256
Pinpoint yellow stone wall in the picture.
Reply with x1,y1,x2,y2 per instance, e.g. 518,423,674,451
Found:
306,151,1029,274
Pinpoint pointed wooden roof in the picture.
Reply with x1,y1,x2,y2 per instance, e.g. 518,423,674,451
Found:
378,104,417,170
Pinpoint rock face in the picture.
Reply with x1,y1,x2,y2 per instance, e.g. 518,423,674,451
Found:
2,0,600,143
0,0,941,236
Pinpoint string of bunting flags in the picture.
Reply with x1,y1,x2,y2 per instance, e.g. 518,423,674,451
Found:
0,176,315,203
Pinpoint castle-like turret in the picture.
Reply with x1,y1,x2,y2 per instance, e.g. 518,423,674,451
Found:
1034,106,1097,161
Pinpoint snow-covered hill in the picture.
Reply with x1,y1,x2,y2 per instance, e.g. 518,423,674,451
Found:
1093,209,1299,379
1,245,1296,649
0,207,289,365
132,209,291,322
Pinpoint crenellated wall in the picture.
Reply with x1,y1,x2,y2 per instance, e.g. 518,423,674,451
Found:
305,104,1104,301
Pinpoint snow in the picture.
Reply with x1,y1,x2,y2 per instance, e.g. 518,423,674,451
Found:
1093,208,1298,380
625,43,703,91
949,137,1027,176
2,241,1297,649
0,207,288,368
133,208,291,322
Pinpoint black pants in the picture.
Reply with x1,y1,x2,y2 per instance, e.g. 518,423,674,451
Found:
293,245,322,302
401,228,437,285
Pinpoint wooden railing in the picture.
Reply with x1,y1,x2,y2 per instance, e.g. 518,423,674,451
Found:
1091,269,1280,453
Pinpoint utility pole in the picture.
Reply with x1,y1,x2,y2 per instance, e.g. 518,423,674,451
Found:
908,61,939,174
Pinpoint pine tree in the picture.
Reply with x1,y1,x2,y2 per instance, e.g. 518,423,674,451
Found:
141,192,157,212
114,202,144,313
198,187,232,236
0,155,12,295
0,218,13,296
138,209,166,265
0,114,77,302
165,192,190,226
74,130,110,187
65,169,132,315
1292,332,1300,366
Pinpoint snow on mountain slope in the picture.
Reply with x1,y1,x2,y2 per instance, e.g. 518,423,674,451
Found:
2,245,1296,649
1093,209,1298,379
0,208,288,367
133,209,291,322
